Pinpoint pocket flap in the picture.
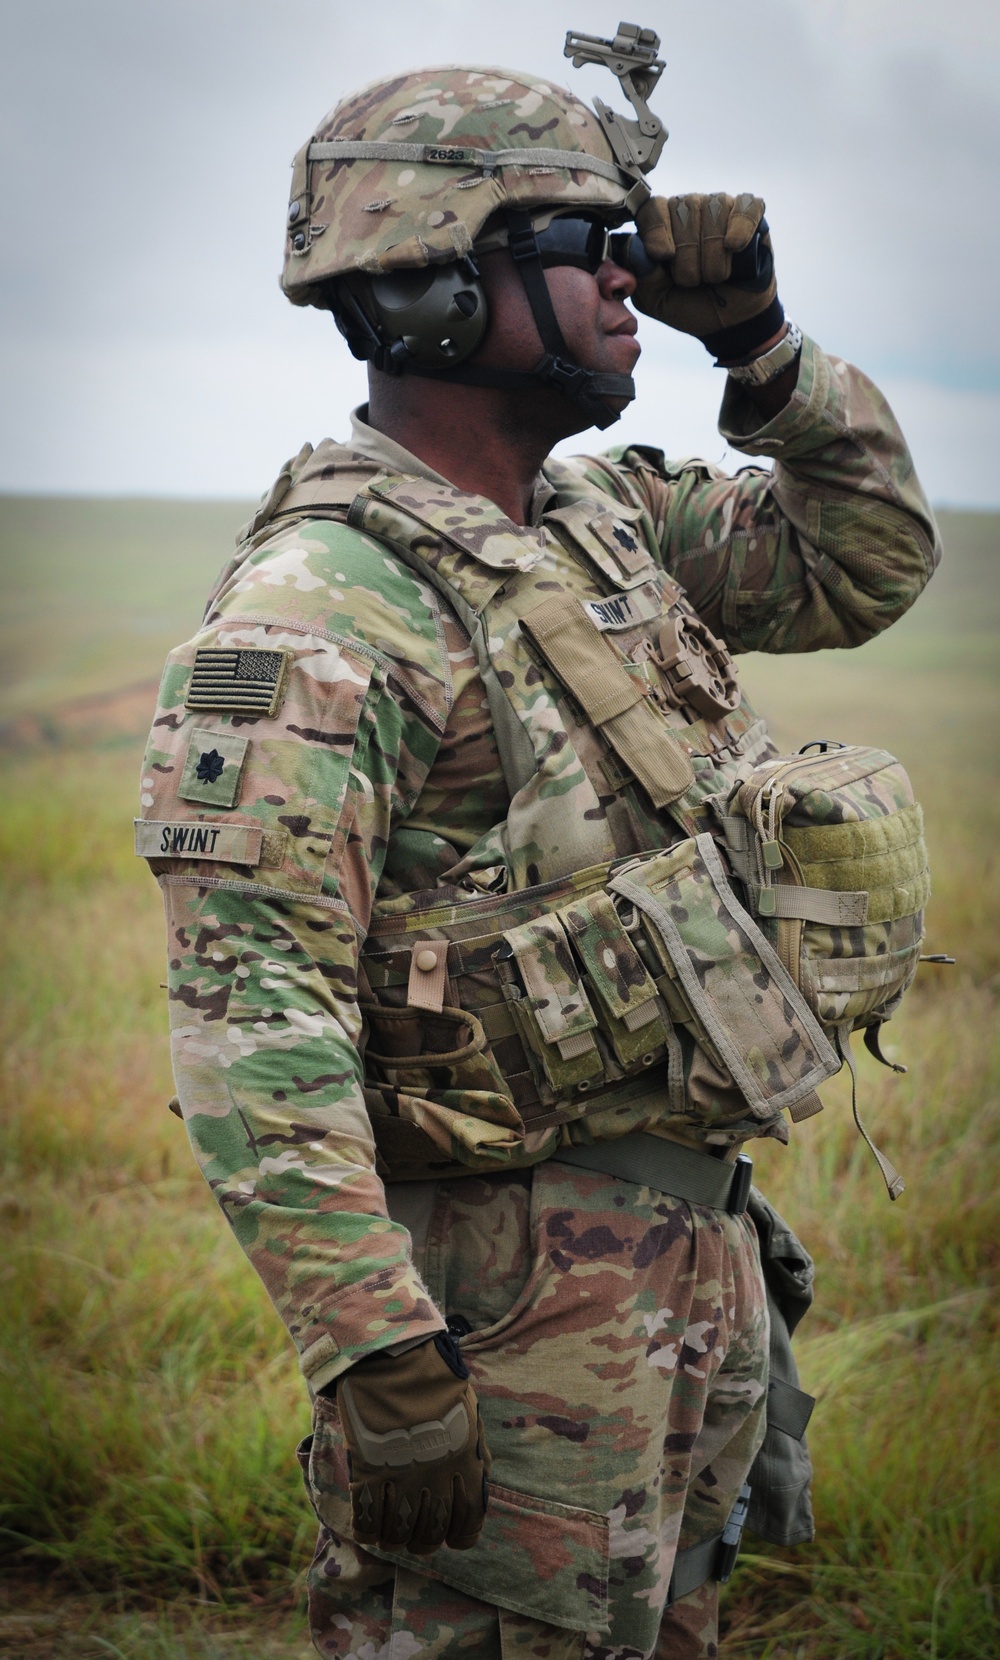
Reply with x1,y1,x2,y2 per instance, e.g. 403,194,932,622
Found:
425,1481,610,1634
306,1396,610,1634
560,890,660,1027
502,915,598,1052
610,834,840,1117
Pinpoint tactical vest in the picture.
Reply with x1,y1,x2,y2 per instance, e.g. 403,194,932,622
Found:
230,440,928,1187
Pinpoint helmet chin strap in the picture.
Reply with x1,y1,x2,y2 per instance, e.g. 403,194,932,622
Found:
406,210,635,432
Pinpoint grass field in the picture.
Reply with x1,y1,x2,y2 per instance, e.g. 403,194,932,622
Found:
1,498,998,1658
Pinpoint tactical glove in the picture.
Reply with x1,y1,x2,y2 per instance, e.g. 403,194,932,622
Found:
336,1332,490,1556
632,192,783,360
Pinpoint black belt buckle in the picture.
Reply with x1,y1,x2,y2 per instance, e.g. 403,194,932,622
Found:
727,1152,753,1215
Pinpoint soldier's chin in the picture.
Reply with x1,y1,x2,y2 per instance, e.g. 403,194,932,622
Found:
605,334,641,380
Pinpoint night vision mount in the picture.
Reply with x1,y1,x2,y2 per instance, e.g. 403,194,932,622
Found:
564,21,668,178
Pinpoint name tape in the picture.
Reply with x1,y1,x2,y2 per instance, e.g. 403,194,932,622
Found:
583,589,660,632
134,819,264,865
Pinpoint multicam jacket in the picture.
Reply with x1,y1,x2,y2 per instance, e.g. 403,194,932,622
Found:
138,336,939,1392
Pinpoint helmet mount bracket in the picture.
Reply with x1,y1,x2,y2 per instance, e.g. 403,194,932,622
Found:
564,22,668,177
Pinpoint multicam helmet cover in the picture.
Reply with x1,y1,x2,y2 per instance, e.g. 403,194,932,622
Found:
281,66,648,305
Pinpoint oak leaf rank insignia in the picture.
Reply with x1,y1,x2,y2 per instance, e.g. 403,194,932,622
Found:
195,749,226,784
178,729,251,808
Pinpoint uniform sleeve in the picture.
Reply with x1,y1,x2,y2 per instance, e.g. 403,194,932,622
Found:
139,517,452,1392
602,334,942,653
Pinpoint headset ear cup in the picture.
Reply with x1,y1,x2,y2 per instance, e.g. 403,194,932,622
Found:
367,265,489,367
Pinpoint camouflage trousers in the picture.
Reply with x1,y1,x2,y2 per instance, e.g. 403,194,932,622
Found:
301,1159,769,1660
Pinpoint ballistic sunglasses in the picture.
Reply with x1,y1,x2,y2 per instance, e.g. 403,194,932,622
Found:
475,213,653,278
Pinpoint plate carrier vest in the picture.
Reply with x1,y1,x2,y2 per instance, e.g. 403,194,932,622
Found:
221,440,929,1193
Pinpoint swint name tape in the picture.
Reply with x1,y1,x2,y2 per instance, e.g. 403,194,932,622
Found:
134,820,263,864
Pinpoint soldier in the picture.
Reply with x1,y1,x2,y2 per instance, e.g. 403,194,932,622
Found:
137,32,939,1660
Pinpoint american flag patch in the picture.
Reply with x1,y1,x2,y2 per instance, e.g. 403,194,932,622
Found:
185,648,290,717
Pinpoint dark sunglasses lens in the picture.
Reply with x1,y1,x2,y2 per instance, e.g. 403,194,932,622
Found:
535,217,609,273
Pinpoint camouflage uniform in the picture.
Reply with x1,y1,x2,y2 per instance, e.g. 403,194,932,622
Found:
138,335,939,1656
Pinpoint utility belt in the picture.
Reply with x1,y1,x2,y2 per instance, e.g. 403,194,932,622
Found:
361,832,840,1178
551,1131,755,1215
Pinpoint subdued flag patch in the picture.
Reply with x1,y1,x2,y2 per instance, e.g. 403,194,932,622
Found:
185,648,290,717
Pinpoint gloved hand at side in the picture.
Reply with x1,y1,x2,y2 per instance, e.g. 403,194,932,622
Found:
335,1331,490,1555
631,192,783,361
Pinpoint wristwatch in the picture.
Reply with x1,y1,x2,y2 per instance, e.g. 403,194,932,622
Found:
723,321,803,386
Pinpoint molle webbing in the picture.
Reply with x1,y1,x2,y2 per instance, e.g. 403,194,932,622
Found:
520,594,694,807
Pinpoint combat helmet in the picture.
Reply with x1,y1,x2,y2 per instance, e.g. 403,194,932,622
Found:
280,24,667,429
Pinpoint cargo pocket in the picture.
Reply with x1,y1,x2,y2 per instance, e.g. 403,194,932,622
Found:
305,1393,610,1634
423,1482,610,1634
610,833,840,1121
495,914,605,1100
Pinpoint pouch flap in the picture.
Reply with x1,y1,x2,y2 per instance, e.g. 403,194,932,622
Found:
610,834,840,1117
520,594,694,807
502,914,598,1055
560,890,660,1029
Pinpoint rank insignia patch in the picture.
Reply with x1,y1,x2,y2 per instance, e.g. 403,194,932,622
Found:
186,647,290,718
178,729,250,808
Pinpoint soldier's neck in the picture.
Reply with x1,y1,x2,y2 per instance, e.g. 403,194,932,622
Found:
365,373,577,526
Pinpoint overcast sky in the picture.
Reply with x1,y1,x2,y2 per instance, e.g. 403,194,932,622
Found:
1,0,997,503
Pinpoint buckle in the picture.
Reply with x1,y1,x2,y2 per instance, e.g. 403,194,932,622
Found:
716,1482,752,1582
535,353,588,395
727,1152,753,1215
508,224,540,263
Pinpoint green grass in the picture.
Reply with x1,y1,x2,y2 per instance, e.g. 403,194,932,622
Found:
0,496,252,719
0,503,997,1655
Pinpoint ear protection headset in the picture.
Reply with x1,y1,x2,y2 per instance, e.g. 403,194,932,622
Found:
332,211,642,432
